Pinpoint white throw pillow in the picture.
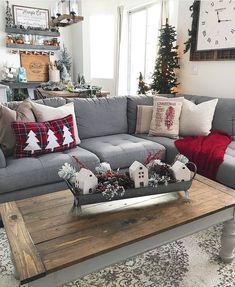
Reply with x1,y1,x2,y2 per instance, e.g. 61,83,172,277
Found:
31,102,81,144
149,97,184,139
179,99,218,136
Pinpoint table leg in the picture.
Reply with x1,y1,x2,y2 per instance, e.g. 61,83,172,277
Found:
219,218,235,263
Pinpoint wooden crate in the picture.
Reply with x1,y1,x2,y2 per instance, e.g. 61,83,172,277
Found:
20,54,49,82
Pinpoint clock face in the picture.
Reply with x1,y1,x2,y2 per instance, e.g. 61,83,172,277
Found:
197,0,235,51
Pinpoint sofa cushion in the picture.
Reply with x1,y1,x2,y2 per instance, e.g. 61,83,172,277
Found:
181,94,235,140
180,98,218,136
136,134,177,164
0,100,36,156
216,141,235,189
67,97,128,139
31,101,80,144
135,105,153,134
0,147,100,194
80,134,165,169
41,97,66,107
12,114,76,158
127,95,153,134
149,97,183,139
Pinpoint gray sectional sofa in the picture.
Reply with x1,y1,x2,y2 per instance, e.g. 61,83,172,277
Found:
0,94,235,203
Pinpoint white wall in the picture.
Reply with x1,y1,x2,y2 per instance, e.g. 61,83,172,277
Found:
177,0,235,98
0,0,74,77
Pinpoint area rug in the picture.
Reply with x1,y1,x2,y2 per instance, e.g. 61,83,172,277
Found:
0,224,235,287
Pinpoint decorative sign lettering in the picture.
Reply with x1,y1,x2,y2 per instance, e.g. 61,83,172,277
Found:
13,5,49,29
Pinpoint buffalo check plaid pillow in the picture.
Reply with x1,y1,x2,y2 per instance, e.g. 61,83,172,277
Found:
12,114,76,159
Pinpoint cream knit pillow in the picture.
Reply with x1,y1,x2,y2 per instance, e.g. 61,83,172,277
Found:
179,98,218,136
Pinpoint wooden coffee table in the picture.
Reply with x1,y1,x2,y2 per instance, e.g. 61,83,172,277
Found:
1,175,235,287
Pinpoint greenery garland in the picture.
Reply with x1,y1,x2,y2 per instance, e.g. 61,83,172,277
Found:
184,0,200,54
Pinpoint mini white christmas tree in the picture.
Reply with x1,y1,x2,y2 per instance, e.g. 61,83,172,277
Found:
63,125,74,147
24,130,41,154
45,129,60,152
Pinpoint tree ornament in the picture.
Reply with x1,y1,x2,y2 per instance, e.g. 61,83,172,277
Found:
80,75,86,85
45,129,60,152
57,44,72,79
5,1,14,28
63,125,74,147
60,64,71,82
24,130,41,154
151,19,180,94
137,72,150,95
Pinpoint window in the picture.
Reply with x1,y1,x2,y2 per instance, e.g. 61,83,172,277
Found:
90,15,115,79
127,3,161,95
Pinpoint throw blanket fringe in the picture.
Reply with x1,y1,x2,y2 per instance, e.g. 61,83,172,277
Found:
175,130,232,180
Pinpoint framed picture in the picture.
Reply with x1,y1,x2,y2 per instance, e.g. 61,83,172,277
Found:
13,5,49,29
20,54,49,82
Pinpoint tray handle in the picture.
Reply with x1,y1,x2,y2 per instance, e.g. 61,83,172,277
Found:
186,162,197,180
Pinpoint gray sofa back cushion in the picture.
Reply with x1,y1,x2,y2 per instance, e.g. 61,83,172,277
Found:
182,94,235,139
127,95,153,134
67,97,128,139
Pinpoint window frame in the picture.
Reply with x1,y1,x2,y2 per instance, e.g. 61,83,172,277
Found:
127,2,160,94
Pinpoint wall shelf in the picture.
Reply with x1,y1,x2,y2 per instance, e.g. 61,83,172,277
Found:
6,43,60,51
0,81,42,89
5,27,60,37
50,15,84,27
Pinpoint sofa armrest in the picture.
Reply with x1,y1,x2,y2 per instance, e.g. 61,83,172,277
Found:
0,147,6,168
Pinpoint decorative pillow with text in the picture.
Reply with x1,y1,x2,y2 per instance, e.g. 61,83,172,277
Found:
12,115,76,159
149,97,184,138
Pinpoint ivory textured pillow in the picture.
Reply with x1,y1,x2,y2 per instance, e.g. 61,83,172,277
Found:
135,105,153,134
0,101,35,155
31,102,80,144
179,99,218,136
149,97,184,138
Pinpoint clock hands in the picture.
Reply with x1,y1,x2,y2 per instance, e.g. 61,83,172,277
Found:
219,19,232,22
215,9,231,23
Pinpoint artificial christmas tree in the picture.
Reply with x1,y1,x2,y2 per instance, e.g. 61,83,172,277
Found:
56,45,72,81
24,131,41,154
5,1,13,28
137,72,150,95
151,19,180,94
45,129,60,152
63,126,74,147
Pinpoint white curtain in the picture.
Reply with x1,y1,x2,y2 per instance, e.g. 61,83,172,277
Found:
115,6,124,96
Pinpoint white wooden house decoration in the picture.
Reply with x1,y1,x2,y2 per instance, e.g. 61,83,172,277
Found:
171,160,191,182
74,168,98,194
129,161,149,188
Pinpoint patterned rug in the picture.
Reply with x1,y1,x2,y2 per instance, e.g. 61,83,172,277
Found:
0,224,235,287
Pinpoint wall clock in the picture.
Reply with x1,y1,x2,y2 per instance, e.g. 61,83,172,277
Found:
197,0,235,51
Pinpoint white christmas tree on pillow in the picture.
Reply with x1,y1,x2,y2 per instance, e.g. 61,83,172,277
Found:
45,129,60,151
63,125,74,147
24,130,41,154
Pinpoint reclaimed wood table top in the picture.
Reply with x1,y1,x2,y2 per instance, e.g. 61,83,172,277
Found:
1,175,235,285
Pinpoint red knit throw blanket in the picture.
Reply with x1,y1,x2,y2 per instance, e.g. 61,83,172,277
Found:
175,130,232,180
